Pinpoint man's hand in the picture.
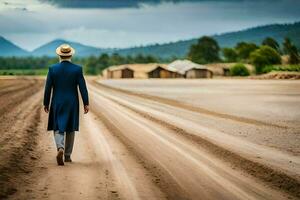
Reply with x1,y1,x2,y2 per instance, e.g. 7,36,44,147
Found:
44,106,49,113
84,105,89,114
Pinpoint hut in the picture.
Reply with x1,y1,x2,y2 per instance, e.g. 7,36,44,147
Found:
186,68,213,78
167,59,213,78
104,63,176,79
106,65,134,79
126,64,162,79
148,66,178,78
121,68,134,78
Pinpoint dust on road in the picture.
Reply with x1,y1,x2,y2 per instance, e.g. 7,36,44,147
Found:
0,77,299,200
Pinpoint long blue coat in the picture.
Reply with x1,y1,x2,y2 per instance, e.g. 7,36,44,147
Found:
43,61,89,134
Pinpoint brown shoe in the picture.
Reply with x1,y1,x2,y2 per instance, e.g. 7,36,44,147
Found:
64,156,72,162
56,148,64,166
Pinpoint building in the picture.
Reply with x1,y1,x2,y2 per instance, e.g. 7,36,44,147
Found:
185,68,213,78
126,64,164,79
148,66,178,78
103,63,177,79
104,65,134,79
103,60,215,79
121,68,134,78
167,59,213,78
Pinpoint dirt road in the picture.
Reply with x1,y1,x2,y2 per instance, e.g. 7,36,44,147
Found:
1,77,299,200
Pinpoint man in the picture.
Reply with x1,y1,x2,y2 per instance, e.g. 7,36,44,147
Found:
43,44,89,166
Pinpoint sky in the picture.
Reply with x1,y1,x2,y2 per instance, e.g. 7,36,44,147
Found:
0,0,300,51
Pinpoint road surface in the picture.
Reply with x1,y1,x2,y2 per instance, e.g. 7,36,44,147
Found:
0,77,299,200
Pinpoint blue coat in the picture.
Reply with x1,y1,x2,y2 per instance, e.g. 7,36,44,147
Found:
43,61,89,133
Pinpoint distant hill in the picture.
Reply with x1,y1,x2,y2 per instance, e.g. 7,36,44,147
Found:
0,21,299,58
215,22,300,48
0,36,29,56
115,21,300,58
32,39,113,57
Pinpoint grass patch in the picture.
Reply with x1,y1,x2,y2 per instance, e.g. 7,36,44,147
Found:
0,69,48,76
262,65,300,73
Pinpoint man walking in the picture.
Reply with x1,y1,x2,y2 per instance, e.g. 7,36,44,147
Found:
43,44,89,166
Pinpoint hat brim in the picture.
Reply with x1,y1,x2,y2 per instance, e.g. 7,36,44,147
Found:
56,46,75,56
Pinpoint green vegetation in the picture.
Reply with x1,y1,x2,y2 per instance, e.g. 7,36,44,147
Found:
188,36,220,64
222,48,238,62
262,37,280,53
0,56,59,70
221,36,299,74
283,38,300,64
229,63,250,76
235,42,258,60
250,46,281,74
84,53,160,75
0,69,48,75
105,21,300,59
221,42,261,63
261,65,300,73
0,53,161,75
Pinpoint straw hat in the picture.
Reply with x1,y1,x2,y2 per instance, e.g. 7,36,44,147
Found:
56,44,75,57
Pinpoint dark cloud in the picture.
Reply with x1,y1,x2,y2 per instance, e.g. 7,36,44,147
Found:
2,0,300,50
14,7,28,11
38,0,244,9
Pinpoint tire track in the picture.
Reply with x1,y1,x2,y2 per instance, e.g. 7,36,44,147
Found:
89,84,300,199
90,88,290,200
93,81,285,128
90,83,300,172
84,112,167,200
90,98,190,200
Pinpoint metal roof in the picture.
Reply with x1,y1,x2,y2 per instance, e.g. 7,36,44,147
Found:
166,59,207,75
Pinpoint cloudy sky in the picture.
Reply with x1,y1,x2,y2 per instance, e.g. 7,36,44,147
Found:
0,0,300,51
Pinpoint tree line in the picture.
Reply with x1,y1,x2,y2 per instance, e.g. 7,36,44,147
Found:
0,54,162,75
188,36,299,74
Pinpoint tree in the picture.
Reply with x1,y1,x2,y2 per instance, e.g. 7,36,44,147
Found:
134,54,146,63
250,46,281,74
97,53,110,73
283,38,300,64
145,55,158,63
262,37,280,53
235,42,258,60
85,56,98,75
283,37,293,54
230,63,250,76
188,36,220,64
110,53,126,65
222,48,238,62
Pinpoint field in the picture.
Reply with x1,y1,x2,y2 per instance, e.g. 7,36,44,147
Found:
0,77,300,200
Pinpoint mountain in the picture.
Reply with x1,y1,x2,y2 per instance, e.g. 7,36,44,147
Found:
1,21,300,58
0,36,29,56
214,21,300,48
32,39,113,57
114,21,300,58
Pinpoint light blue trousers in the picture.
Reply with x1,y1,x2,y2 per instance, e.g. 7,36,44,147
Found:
54,131,75,156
